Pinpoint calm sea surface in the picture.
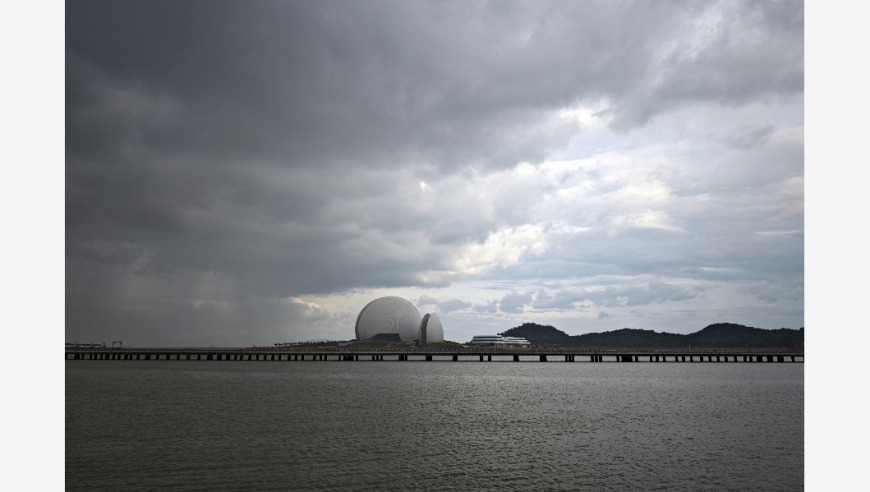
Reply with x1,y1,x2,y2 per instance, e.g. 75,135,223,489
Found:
66,360,803,491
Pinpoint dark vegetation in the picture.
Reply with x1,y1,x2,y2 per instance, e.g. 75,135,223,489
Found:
429,341,464,347
500,322,804,349
343,340,463,348
346,340,393,347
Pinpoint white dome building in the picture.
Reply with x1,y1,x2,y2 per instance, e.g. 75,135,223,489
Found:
418,313,444,345
355,296,422,341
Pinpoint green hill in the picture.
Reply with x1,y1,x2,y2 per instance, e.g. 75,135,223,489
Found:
500,322,803,349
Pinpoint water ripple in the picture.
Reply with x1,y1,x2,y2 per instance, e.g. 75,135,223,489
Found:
67,361,803,491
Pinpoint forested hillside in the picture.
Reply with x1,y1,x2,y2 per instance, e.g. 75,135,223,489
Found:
500,322,803,348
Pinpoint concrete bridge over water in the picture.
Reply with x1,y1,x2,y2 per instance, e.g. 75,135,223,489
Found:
66,347,804,363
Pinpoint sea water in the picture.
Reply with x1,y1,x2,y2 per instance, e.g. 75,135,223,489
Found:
66,360,803,491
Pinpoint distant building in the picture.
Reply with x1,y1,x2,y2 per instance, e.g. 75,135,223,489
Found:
468,335,531,347
354,296,445,344
418,313,444,346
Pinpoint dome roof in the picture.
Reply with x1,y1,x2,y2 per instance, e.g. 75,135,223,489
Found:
355,296,422,341
418,313,444,344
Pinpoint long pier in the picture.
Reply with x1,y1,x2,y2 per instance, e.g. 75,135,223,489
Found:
65,348,804,363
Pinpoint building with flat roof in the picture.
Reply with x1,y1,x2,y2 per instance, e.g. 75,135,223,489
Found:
468,335,531,347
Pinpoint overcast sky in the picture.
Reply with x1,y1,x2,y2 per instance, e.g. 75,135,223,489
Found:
64,0,805,346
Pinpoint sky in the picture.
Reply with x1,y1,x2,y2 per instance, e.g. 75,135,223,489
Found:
64,0,806,347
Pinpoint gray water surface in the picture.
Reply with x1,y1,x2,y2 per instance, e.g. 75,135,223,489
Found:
66,360,803,491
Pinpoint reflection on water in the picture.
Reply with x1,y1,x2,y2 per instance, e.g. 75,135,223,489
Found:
66,361,803,491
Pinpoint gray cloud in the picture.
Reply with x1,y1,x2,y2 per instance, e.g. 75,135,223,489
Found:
417,295,472,314
585,282,702,308
723,124,777,150
498,291,535,314
472,300,499,314
66,0,804,344
532,289,585,310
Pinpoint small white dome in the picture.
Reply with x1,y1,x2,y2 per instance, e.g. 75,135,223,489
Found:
418,313,444,344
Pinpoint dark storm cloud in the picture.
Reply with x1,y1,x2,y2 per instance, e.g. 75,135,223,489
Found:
66,0,576,170
67,0,803,172
66,0,804,344
607,1,803,129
